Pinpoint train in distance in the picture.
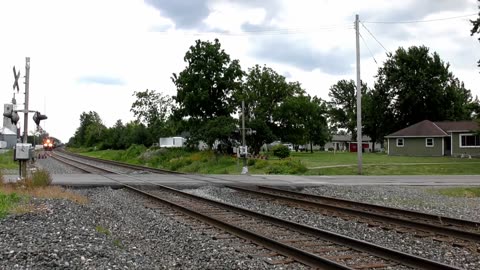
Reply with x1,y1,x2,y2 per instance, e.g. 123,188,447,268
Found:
42,138,55,151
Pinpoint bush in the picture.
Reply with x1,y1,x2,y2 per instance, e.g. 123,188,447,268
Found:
272,144,290,159
16,169,52,189
167,157,193,171
265,160,308,175
253,160,268,170
247,159,256,166
31,169,52,187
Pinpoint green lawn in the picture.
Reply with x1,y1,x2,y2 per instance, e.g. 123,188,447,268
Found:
291,151,479,167
0,150,16,170
73,147,480,175
430,187,480,197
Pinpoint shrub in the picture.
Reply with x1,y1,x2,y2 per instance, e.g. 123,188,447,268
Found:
123,144,147,160
272,144,290,159
253,160,268,170
247,159,256,166
31,169,52,187
265,160,308,175
167,157,192,171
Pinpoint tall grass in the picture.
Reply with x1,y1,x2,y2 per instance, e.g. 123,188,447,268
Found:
0,192,21,218
16,169,52,189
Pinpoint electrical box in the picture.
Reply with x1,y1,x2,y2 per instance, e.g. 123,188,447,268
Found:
238,146,248,157
14,143,32,160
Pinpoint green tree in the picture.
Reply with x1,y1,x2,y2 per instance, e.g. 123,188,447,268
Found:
305,97,330,152
172,39,243,149
362,84,394,152
131,89,175,144
471,0,480,67
275,95,330,153
241,65,305,154
68,111,106,147
376,46,474,131
328,80,367,140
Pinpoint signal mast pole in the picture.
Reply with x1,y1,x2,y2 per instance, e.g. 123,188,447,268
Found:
355,14,363,175
21,57,31,178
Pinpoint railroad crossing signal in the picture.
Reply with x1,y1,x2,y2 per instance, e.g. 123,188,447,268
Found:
3,109,20,125
33,111,47,126
13,66,20,93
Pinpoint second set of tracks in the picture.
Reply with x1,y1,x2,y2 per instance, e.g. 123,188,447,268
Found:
47,150,479,269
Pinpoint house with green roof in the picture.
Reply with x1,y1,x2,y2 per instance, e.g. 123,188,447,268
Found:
385,120,480,157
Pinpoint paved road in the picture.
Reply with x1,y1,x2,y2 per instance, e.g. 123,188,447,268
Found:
5,173,480,187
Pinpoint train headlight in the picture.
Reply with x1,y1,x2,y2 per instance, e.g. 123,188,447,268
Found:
48,143,53,147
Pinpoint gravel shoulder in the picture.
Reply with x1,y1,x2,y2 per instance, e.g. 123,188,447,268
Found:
185,185,480,270
0,188,294,270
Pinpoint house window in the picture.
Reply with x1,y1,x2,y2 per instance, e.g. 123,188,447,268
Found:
426,138,434,147
396,138,404,147
460,134,480,148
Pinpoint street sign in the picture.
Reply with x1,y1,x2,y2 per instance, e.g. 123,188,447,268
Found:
13,66,20,93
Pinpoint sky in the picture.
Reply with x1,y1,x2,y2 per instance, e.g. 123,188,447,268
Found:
1,0,479,143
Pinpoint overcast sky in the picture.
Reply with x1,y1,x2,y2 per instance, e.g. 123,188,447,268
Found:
1,0,479,143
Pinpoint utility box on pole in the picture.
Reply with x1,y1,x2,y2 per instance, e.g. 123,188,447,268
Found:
14,143,32,160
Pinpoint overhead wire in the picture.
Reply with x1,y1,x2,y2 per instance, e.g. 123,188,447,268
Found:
360,22,389,54
153,24,354,36
359,32,377,64
363,13,476,24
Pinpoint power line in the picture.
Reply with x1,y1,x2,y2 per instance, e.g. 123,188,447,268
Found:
363,13,476,24
153,25,354,36
360,22,389,53
359,32,377,64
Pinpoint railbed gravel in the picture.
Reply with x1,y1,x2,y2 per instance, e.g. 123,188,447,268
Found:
0,188,302,270
184,185,480,270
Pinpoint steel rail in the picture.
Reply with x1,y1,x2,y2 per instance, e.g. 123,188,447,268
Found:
256,185,480,232
225,185,480,243
51,153,461,270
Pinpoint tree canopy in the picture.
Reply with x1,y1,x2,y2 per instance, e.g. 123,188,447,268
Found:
375,46,475,131
172,39,243,149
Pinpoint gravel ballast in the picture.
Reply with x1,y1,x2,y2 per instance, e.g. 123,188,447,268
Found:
185,185,480,270
0,188,301,269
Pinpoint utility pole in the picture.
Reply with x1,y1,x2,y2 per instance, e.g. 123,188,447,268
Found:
241,100,248,174
21,57,31,178
355,14,363,175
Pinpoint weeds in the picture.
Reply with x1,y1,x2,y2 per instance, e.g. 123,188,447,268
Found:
95,225,111,236
0,192,21,218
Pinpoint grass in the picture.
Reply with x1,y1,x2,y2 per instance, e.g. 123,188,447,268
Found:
72,146,480,175
0,169,89,218
430,187,480,198
0,150,17,170
0,192,21,218
95,225,111,236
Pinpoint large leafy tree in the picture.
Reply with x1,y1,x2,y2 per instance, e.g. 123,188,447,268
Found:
68,111,106,147
362,84,394,151
172,39,243,149
240,65,305,154
131,89,175,142
471,0,480,67
376,46,474,131
275,95,330,152
328,79,367,140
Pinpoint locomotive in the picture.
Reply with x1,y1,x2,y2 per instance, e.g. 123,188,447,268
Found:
43,138,55,151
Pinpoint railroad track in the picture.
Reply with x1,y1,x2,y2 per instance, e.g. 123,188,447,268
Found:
49,151,461,269
226,185,480,247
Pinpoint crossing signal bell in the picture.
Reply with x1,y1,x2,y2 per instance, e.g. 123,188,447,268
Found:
3,110,20,125
33,111,47,126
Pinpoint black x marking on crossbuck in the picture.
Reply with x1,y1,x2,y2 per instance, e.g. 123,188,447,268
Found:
13,66,20,92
